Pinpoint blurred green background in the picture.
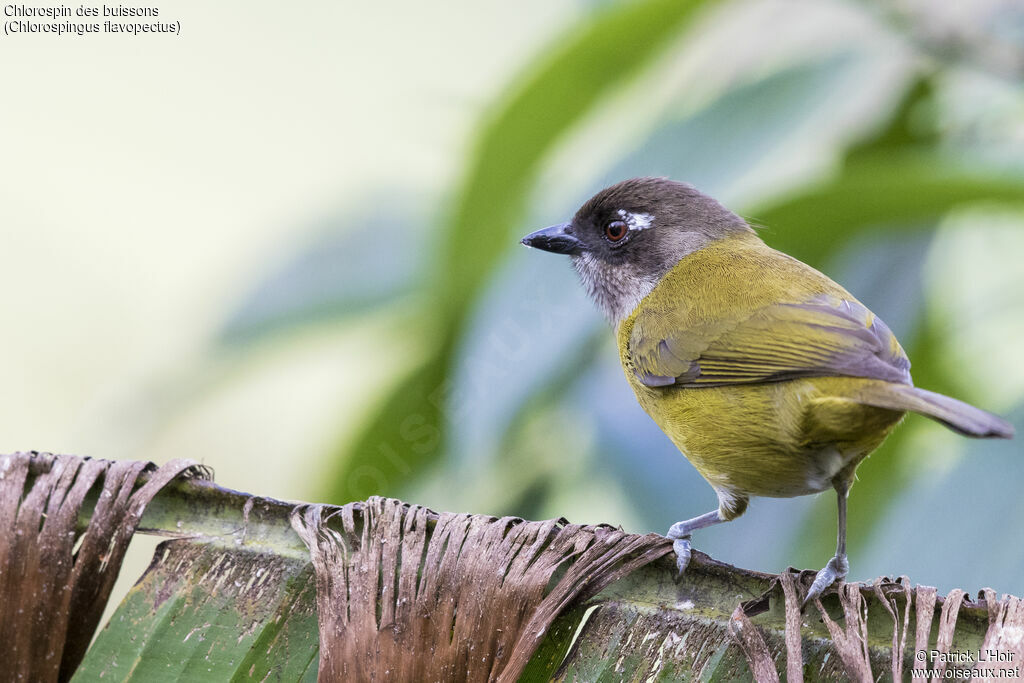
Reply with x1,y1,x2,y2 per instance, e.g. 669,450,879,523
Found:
3,0,1024,597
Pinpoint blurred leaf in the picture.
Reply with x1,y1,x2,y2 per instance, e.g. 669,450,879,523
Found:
824,229,933,344
607,53,870,198
750,156,1024,267
857,404,1024,593
326,0,720,504
868,0,1024,80
483,328,609,519
221,196,427,343
446,251,601,471
328,360,448,504
844,75,939,162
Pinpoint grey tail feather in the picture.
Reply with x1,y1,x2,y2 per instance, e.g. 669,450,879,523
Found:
858,384,1014,439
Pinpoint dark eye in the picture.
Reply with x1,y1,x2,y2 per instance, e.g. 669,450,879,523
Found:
604,220,628,243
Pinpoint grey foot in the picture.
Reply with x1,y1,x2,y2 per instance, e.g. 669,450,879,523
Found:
667,521,693,578
802,554,850,606
672,537,692,578
666,511,722,580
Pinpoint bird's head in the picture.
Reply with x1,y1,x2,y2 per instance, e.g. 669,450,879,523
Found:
521,177,751,323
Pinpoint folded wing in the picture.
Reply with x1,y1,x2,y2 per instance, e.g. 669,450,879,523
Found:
629,295,912,388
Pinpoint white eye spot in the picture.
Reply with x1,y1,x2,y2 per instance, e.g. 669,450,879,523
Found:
616,209,654,231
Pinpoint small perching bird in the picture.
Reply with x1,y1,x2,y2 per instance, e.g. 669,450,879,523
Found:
521,177,1013,604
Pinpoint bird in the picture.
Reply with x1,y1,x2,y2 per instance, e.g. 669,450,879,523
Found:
520,177,1014,605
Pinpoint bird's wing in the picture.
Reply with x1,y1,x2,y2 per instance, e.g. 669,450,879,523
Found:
628,294,912,388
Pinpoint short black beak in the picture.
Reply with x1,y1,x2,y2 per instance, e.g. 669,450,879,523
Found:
520,222,580,255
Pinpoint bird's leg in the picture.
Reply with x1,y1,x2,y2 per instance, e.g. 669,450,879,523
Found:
803,481,851,606
666,490,748,578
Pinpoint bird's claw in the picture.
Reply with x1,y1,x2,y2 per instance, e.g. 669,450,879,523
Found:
802,554,850,607
671,536,692,580
666,510,724,581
